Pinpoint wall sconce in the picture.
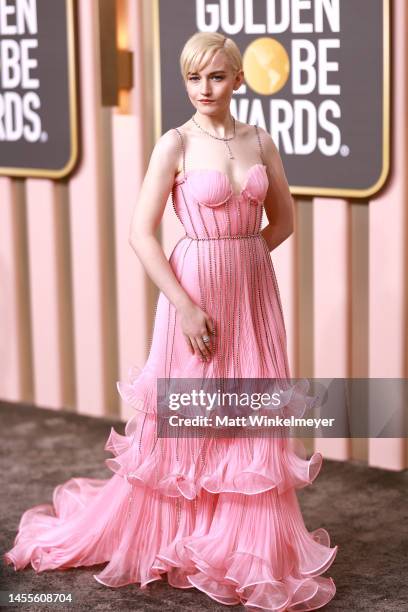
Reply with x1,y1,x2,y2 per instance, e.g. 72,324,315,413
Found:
98,0,133,107
117,49,133,91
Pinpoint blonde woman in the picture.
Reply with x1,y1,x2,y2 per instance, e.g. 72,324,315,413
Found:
4,32,338,611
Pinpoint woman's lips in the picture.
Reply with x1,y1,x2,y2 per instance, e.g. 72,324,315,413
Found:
199,100,214,104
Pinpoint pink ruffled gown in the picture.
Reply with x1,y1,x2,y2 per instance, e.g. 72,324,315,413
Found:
4,125,338,611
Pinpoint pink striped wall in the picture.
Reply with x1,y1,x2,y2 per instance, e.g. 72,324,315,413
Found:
368,0,407,470
0,0,406,470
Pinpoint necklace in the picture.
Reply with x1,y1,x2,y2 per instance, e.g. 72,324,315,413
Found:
191,114,236,160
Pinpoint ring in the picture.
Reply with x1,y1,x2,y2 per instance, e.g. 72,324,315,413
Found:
202,335,210,343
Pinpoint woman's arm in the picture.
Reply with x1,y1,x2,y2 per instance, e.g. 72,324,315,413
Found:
258,127,295,251
128,129,214,361
128,129,192,309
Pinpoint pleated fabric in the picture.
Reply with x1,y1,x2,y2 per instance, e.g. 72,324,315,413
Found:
4,127,338,611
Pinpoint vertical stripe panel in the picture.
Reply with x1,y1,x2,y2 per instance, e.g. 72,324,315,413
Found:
68,1,117,417
295,199,314,377
112,0,160,420
350,202,369,462
0,178,33,400
313,198,350,460
25,180,75,409
112,114,151,420
368,0,407,470
263,204,296,375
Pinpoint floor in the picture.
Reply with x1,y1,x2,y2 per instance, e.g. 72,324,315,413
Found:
1,401,407,611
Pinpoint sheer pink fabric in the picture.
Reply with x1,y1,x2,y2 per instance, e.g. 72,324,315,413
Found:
4,127,338,611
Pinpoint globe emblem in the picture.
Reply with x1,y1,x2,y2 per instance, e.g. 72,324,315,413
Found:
243,37,290,95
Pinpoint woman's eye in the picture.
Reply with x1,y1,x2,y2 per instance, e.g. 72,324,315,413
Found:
188,76,224,82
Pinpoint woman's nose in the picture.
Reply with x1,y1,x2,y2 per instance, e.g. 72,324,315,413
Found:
200,80,211,95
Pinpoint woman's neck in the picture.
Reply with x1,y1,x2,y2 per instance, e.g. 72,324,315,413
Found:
192,111,235,137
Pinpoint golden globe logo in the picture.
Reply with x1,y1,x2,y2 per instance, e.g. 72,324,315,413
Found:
196,0,342,157
243,38,290,95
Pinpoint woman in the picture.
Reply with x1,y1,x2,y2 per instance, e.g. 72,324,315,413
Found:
4,32,338,610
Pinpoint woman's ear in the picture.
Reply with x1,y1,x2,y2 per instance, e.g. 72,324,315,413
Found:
234,70,244,90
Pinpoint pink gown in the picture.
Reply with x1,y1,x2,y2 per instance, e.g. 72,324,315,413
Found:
4,125,338,611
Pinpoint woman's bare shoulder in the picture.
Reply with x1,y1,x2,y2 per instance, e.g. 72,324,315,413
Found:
154,128,181,153
236,120,254,135
146,127,191,181
148,128,182,174
252,124,276,150
234,120,270,143
172,120,195,137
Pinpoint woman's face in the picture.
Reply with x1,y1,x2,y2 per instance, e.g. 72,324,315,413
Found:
185,50,244,116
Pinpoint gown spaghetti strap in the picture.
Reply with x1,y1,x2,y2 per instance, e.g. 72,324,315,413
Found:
4,124,338,611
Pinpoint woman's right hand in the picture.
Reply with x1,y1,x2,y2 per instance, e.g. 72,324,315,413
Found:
177,302,215,361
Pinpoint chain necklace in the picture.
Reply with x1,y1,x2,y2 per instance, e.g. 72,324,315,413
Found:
191,114,236,159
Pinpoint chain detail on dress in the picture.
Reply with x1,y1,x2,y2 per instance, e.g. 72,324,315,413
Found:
254,124,265,163
173,127,186,176
185,233,261,241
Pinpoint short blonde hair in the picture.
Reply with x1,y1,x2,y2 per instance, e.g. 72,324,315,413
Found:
180,32,242,81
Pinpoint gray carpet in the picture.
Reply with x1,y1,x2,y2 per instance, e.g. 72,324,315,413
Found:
0,401,407,611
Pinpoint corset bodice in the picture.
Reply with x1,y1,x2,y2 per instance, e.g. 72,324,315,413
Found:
172,163,269,239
